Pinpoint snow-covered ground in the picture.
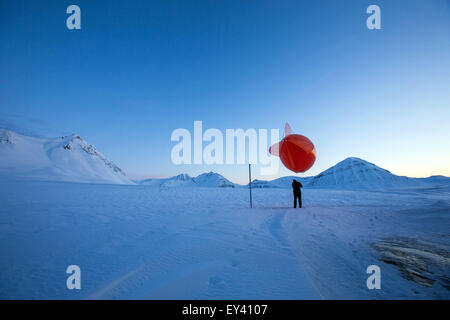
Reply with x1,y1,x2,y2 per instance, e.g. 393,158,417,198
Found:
0,181,448,299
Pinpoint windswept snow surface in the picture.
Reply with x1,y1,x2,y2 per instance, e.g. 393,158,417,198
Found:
0,181,449,299
0,129,133,185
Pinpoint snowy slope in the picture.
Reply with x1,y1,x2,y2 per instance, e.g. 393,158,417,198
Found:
194,172,235,188
161,174,196,187
140,172,235,188
250,157,449,190
0,129,133,185
140,174,195,187
248,157,408,189
413,175,450,185
307,157,413,189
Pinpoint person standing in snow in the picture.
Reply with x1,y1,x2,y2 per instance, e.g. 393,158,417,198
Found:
292,179,303,208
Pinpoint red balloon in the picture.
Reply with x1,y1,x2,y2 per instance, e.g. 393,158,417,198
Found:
269,124,316,173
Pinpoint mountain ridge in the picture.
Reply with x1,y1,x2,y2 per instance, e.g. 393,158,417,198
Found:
0,129,133,185
139,171,236,188
137,157,449,190
250,157,449,190
2,129,448,189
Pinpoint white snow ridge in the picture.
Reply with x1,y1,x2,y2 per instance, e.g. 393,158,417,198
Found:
249,158,448,190
140,172,236,188
307,157,413,189
1,129,448,189
0,129,133,185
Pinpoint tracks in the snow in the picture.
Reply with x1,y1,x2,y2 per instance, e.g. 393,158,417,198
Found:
267,211,291,250
85,208,320,299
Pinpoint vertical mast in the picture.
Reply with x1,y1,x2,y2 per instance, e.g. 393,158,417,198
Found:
249,164,253,208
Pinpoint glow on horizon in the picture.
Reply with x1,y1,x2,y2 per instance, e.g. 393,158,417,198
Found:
126,154,450,186
0,0,449,184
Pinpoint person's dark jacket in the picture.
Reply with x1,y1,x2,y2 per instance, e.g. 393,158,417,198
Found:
292,180,302,194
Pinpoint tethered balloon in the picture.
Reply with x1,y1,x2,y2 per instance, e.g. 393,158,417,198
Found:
269,123,316,173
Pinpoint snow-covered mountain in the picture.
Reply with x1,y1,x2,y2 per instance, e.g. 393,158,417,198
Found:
140,174,194,187
140,172,235,188
3,128,447,190
0,129,133,185
140,157,448,190
250,158,449,190
194,172,236,188
307,157,413,189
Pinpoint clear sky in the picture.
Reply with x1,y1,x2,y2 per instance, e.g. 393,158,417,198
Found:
1,0,449,184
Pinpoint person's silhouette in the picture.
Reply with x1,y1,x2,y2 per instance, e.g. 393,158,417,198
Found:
292,179,303,208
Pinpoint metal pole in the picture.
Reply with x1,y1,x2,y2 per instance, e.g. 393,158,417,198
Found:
249,164,253,208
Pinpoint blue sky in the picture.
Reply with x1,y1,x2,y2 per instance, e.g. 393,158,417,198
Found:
1,0,449,184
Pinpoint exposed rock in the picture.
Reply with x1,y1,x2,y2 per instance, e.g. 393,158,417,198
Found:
372,237,450,289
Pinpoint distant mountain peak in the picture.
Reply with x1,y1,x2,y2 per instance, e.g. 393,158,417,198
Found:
139,171,235,188
249,157,439,190
201,171,215,176
172,173,192,180
0,130,132,184
335,157,387,169
196,171,219,177
55,133,126,177
307,157,406,189
194,172,235,188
